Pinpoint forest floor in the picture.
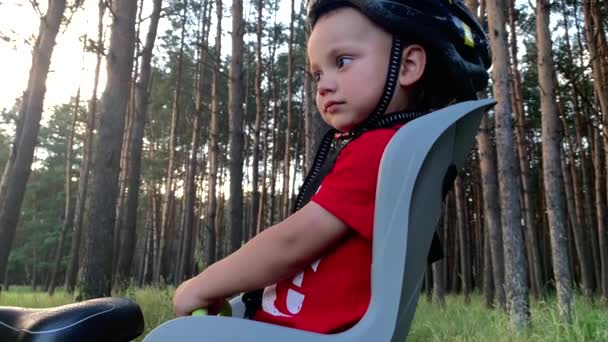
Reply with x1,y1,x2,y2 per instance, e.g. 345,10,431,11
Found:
1,287,607,341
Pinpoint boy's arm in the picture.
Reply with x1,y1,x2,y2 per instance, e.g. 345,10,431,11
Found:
174,201,349,316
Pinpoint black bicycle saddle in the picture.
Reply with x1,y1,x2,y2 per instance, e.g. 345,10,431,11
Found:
0,297,144,342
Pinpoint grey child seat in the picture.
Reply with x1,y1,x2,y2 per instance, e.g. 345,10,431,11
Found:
144,98,496,341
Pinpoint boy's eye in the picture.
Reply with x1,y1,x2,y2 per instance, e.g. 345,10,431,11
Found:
337,56,353,69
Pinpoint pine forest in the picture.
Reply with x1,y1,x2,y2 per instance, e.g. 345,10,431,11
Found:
1,0,608,337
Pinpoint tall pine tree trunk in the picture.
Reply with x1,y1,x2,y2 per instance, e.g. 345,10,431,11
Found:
281,0,295,219
486,0,530,329
177,0,211,282
483,227,495,308
582,3,608,242
65,0,105,293
507,0,543,298
205,0,222,267
268,32,279,225
466,0,506,309
559,104,594,295
228,0,245,253
257,116,270,234
432,206,447,307
251,0,264,241
0,0,67,289
536,0,573,322
114,0,162,288
304,53,314,169
156,1,187,284
113,89,134,276
561,3,600,276
455,176,471,303
48,89,79,295
79,0,137,299
583,0,608,298
593,125,608,299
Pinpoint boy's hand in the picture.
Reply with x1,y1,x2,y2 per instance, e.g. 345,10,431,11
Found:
173,277,226,317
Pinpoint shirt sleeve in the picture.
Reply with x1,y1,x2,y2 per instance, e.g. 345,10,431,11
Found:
311,129,397,240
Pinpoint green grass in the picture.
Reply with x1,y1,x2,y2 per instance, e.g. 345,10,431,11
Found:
2,288,608,341
410,294,608,341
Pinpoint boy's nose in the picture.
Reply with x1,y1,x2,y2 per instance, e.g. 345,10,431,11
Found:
317,77,336,96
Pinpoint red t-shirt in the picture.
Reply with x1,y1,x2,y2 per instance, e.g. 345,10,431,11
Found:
254,127,400,333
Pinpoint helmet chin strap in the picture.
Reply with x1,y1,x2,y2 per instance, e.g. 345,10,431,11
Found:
333,37,404,139
372,36,404,117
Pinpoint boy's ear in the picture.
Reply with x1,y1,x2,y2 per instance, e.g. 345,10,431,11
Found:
399,44,426,87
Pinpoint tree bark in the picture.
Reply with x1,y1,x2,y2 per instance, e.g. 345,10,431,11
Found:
290,117,302,205
48,89,79,295
560,146,576,243
536,0,573,322
593,125,608,300
281,0,295,219
559,104,595,296
268,34,279,225
582,1,608,118
79,0,137,299
304,52,314,169
466,0,506,309
205,0,222,267
507,0,543,298
250,0,264,242
177,0,212,283
432,205,447,307
114,0,162,288
447,193,460,293
228,0,245,253
113,89,134,277
582,4,608,256
0,0,67,290
156,0,188,284
559,148,577,282
65,0,105,293
216,164,227,258
257,116,270,234
455,175,471,303
476,114,506,309
558,8,600,283
483,226,495,308
486,0,530,329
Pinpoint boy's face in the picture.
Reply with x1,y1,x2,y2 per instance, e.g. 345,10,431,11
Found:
307,7,394,132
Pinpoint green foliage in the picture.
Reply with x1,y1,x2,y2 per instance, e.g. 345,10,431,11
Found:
0,121,10,170
5,99,84,286
0,105,17,138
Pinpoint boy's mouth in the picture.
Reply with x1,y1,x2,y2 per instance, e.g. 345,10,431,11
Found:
324,101,344,113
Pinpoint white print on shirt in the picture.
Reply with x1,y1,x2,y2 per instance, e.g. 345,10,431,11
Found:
261,258,322,317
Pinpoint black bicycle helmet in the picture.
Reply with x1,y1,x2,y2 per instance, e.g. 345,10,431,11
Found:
307,0,491,99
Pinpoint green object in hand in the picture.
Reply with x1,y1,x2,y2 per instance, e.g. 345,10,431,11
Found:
191,309,208,316
191,301,232,317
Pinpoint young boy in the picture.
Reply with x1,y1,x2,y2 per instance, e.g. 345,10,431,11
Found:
174,0,490,334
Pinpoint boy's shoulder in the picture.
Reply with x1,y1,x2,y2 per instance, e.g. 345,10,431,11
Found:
338,125,402,164
346,125,402,152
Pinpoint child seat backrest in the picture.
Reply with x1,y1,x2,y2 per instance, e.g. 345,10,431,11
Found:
343,99,495,341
